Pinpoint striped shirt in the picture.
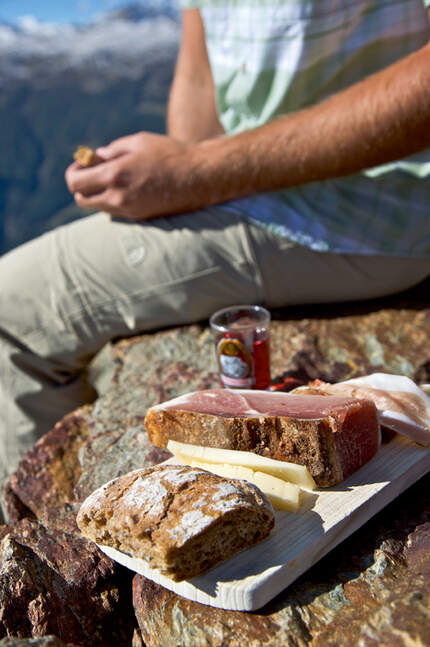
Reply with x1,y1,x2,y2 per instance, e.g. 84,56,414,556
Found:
181,0,430,256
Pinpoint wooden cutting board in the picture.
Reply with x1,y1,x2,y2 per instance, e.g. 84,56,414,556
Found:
98,435,430,611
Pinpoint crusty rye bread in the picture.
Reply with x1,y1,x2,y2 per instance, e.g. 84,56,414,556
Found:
144,390,381,488
76,464,274,581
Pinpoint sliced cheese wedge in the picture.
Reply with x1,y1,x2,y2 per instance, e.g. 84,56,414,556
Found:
188,459,301,512
252,471,300,512
167,440,316,490
189,460,254,483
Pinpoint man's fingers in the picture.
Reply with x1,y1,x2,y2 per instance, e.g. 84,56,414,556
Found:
66,164,112,196
96,144,128,161
96,136,137,160
74,189,125,215
64,160,81,182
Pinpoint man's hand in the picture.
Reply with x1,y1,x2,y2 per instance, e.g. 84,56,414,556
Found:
65,132,192,221
66,41,430,223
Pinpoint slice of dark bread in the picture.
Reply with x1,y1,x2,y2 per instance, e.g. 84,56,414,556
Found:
145,390,380,487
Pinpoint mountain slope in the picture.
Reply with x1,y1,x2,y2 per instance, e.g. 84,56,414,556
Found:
0,4,180,254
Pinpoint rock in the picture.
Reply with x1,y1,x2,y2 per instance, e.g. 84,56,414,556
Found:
0,637,74,646
1,279,430,645
0,519,135,646
133,473,430,647
1,483,35,527
3,324,224,523
4,411,91,522
131,628,145,647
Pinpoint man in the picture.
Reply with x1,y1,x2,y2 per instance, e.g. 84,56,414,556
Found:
1,0,430,496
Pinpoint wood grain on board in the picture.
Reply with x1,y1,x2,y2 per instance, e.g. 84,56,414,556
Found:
98,437,430,611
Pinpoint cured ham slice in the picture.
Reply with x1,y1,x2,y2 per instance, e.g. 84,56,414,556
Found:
295,373,430,447
145,390,380,488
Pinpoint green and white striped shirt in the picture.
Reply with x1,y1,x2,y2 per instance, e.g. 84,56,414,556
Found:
181,0,430,256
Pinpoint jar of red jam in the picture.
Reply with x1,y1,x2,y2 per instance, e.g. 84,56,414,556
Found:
209,305,271,390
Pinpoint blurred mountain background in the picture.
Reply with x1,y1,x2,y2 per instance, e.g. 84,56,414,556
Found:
0,1,180,254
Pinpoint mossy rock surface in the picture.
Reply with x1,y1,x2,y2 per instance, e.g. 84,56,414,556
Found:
2,278,430,646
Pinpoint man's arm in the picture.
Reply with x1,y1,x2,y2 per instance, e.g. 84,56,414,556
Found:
66,39,430,220
167,9,224,142
190,40,430,205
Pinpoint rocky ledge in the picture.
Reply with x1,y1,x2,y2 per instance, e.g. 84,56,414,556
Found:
1,279,430,646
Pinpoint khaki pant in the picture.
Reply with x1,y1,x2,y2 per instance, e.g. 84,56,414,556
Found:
1,209,429,493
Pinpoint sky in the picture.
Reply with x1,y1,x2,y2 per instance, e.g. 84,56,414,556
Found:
0,0,138,24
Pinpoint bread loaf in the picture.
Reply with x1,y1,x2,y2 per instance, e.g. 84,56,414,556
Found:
73,145,102,167
144,389,381,487
76,464,274,581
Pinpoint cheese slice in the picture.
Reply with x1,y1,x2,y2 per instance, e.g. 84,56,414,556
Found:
189,460,254,482
252,471,300,512
188,459,301,512
167,440,316,490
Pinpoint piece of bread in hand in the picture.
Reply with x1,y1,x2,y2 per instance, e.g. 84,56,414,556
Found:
76,464,275,581
73,145,102,167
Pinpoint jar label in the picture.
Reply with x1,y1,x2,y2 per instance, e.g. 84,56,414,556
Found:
216,337,254,388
